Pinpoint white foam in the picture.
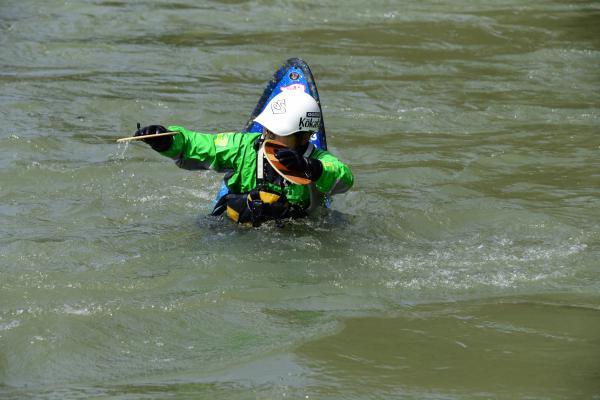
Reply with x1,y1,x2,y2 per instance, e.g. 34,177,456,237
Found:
0,320,20,331
62,304,92,316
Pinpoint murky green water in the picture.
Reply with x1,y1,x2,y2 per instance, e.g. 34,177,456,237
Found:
1,1,599,399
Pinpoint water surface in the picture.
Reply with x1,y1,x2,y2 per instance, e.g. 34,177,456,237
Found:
1,1,599,399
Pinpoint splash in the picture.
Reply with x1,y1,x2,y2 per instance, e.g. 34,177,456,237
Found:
110,141,130,161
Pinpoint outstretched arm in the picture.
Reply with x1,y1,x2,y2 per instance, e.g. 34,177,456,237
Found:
136,124,258,172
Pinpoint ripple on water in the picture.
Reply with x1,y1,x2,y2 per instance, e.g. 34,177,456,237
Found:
1,0,599,398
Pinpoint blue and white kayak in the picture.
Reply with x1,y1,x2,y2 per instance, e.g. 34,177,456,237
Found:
214,58,328,204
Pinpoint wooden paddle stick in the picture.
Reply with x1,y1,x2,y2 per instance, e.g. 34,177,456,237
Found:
116,131,179,143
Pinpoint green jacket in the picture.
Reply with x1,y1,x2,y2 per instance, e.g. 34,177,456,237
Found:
160,125,354,210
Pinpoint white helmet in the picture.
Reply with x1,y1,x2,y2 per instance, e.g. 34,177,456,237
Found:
254,90,321,136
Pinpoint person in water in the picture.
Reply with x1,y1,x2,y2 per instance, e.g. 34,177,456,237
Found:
134,90,353,226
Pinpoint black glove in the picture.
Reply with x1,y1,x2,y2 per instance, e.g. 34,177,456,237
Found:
275,149,323,181
134,124,172,152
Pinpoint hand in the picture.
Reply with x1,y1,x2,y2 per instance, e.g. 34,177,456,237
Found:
275,149,323,181
134,124,172,152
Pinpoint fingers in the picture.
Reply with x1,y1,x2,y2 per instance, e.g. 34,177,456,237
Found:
275,149,299,162
134,125,167,137
132,125,172,152
275,148,293,159
275,149,300,169
275,149,307,171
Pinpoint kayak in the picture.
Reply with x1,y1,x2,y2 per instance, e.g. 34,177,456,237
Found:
214,58,328,204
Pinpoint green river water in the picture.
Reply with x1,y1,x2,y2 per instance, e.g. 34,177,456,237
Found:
1,1,599,399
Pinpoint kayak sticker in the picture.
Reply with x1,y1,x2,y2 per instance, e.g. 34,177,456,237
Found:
280,84,305,92
271,99,286,114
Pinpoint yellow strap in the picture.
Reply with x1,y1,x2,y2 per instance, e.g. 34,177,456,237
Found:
258,191,281,204
226,205,240,222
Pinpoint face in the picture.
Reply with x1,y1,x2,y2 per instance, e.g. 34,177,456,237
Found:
263,128,310,149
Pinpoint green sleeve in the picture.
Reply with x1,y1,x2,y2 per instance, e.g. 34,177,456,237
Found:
160,125,259,172
312,150,354,195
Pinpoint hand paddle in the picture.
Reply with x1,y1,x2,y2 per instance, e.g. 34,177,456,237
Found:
263,140,312,186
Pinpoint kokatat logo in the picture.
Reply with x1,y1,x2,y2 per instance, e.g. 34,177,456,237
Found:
298,117,320,129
